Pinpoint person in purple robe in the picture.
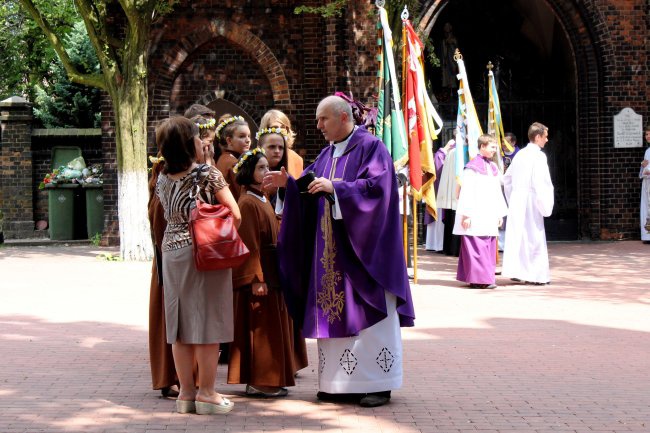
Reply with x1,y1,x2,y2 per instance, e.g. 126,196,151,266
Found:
503,132,520,171
453,134,508,289
263,95,415,408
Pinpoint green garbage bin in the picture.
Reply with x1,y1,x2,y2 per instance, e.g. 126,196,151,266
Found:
46,183,79,240
51,146,82,170
83,184,104,238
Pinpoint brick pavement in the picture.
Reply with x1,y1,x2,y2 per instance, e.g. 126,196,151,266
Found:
0,242,648,433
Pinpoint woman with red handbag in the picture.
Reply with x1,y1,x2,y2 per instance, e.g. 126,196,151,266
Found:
155,116,240,415
226,147,299,397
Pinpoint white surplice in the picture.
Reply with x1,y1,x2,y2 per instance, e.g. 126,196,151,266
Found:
436,147,458,211
317,292,403,394
452,163,507,237
639,147,650,241
502,143,554,283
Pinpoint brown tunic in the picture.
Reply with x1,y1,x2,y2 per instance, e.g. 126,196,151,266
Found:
227,187,300,387
147,166,177,390
216,150,242,202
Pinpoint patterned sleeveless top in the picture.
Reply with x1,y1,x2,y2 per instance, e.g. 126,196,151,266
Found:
156,164,228,252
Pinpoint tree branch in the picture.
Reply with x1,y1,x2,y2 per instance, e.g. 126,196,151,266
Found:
18,0,107,91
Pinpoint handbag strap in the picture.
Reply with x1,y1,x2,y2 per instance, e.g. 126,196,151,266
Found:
189,163,209,201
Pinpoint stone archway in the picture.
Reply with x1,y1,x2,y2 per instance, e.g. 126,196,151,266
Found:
157,18,291,109
416,0,614,239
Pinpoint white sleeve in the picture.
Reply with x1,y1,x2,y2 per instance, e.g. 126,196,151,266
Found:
503,169,513,204
532,156,554,217
274,191,284,215
330,189,343,220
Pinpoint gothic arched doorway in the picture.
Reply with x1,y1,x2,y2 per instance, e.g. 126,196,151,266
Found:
424,0,579,240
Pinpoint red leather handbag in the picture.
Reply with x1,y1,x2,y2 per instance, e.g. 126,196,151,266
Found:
188,166,249,271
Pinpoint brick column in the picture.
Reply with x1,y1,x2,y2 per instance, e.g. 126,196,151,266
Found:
0,96,35,239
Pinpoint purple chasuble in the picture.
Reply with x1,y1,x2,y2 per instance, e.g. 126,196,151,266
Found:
278,127,415,338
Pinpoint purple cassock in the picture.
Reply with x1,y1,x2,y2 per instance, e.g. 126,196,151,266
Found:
503,145,520,170
423,146,450,225
277,127,415,338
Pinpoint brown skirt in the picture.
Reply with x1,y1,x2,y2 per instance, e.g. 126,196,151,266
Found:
162,245,234,344
227,286,297,387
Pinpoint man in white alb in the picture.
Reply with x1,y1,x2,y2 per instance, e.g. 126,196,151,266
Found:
502,122,554,285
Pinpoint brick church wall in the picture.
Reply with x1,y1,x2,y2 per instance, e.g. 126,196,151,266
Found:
95,0,648,244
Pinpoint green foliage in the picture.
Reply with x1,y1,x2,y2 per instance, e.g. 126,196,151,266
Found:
90,232,102,246
97,252,122,261
294,0,347,18
0,0,77,103
32,21,101,128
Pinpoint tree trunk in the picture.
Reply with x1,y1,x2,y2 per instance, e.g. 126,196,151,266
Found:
112,80,153,261
108,20,154,261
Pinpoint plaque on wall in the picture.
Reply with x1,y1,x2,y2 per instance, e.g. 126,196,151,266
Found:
613,108,643,148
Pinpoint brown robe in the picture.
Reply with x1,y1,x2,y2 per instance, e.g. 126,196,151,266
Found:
147,167,177,390
227,187,299,387
216,150,242,202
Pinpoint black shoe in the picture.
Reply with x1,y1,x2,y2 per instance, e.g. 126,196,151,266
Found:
317,391,362,402
359,391,391,407
218,343,230,364
161,385,179,398
510,278,522,282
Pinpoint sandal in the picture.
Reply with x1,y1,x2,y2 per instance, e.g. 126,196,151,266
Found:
175,399,195,414
195,397,234,415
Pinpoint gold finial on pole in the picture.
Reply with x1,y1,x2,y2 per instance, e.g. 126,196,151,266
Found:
487,61,494,71
453,48,462,61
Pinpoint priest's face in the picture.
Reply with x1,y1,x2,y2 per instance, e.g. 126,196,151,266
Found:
479,141,498,159
645,129,650,144
316,103,347,143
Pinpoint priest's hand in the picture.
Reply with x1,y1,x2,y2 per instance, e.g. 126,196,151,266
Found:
642,159,649,168
308,177,334,195
252,282,268,296
498,217,503,228
461,216,471,230
263,167,288,190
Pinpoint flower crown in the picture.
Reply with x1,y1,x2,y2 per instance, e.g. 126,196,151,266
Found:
196,118,216,130
215,115,245,138
232,147,266,174
149,155,165,164
255,127,288,141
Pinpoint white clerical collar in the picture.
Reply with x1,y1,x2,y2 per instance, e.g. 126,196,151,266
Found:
246,189,267,203
332,126,358,157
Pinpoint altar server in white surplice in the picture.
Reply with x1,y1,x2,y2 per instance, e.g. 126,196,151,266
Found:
502,122,554,285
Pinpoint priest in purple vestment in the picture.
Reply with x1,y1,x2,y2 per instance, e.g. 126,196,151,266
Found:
453,134,508,289
263,95,415,408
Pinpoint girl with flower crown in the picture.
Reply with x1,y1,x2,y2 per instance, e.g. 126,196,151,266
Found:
227,148,299,397
256,127,309,374
215,116,251,202
191,115,218,165
259,109,303,178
